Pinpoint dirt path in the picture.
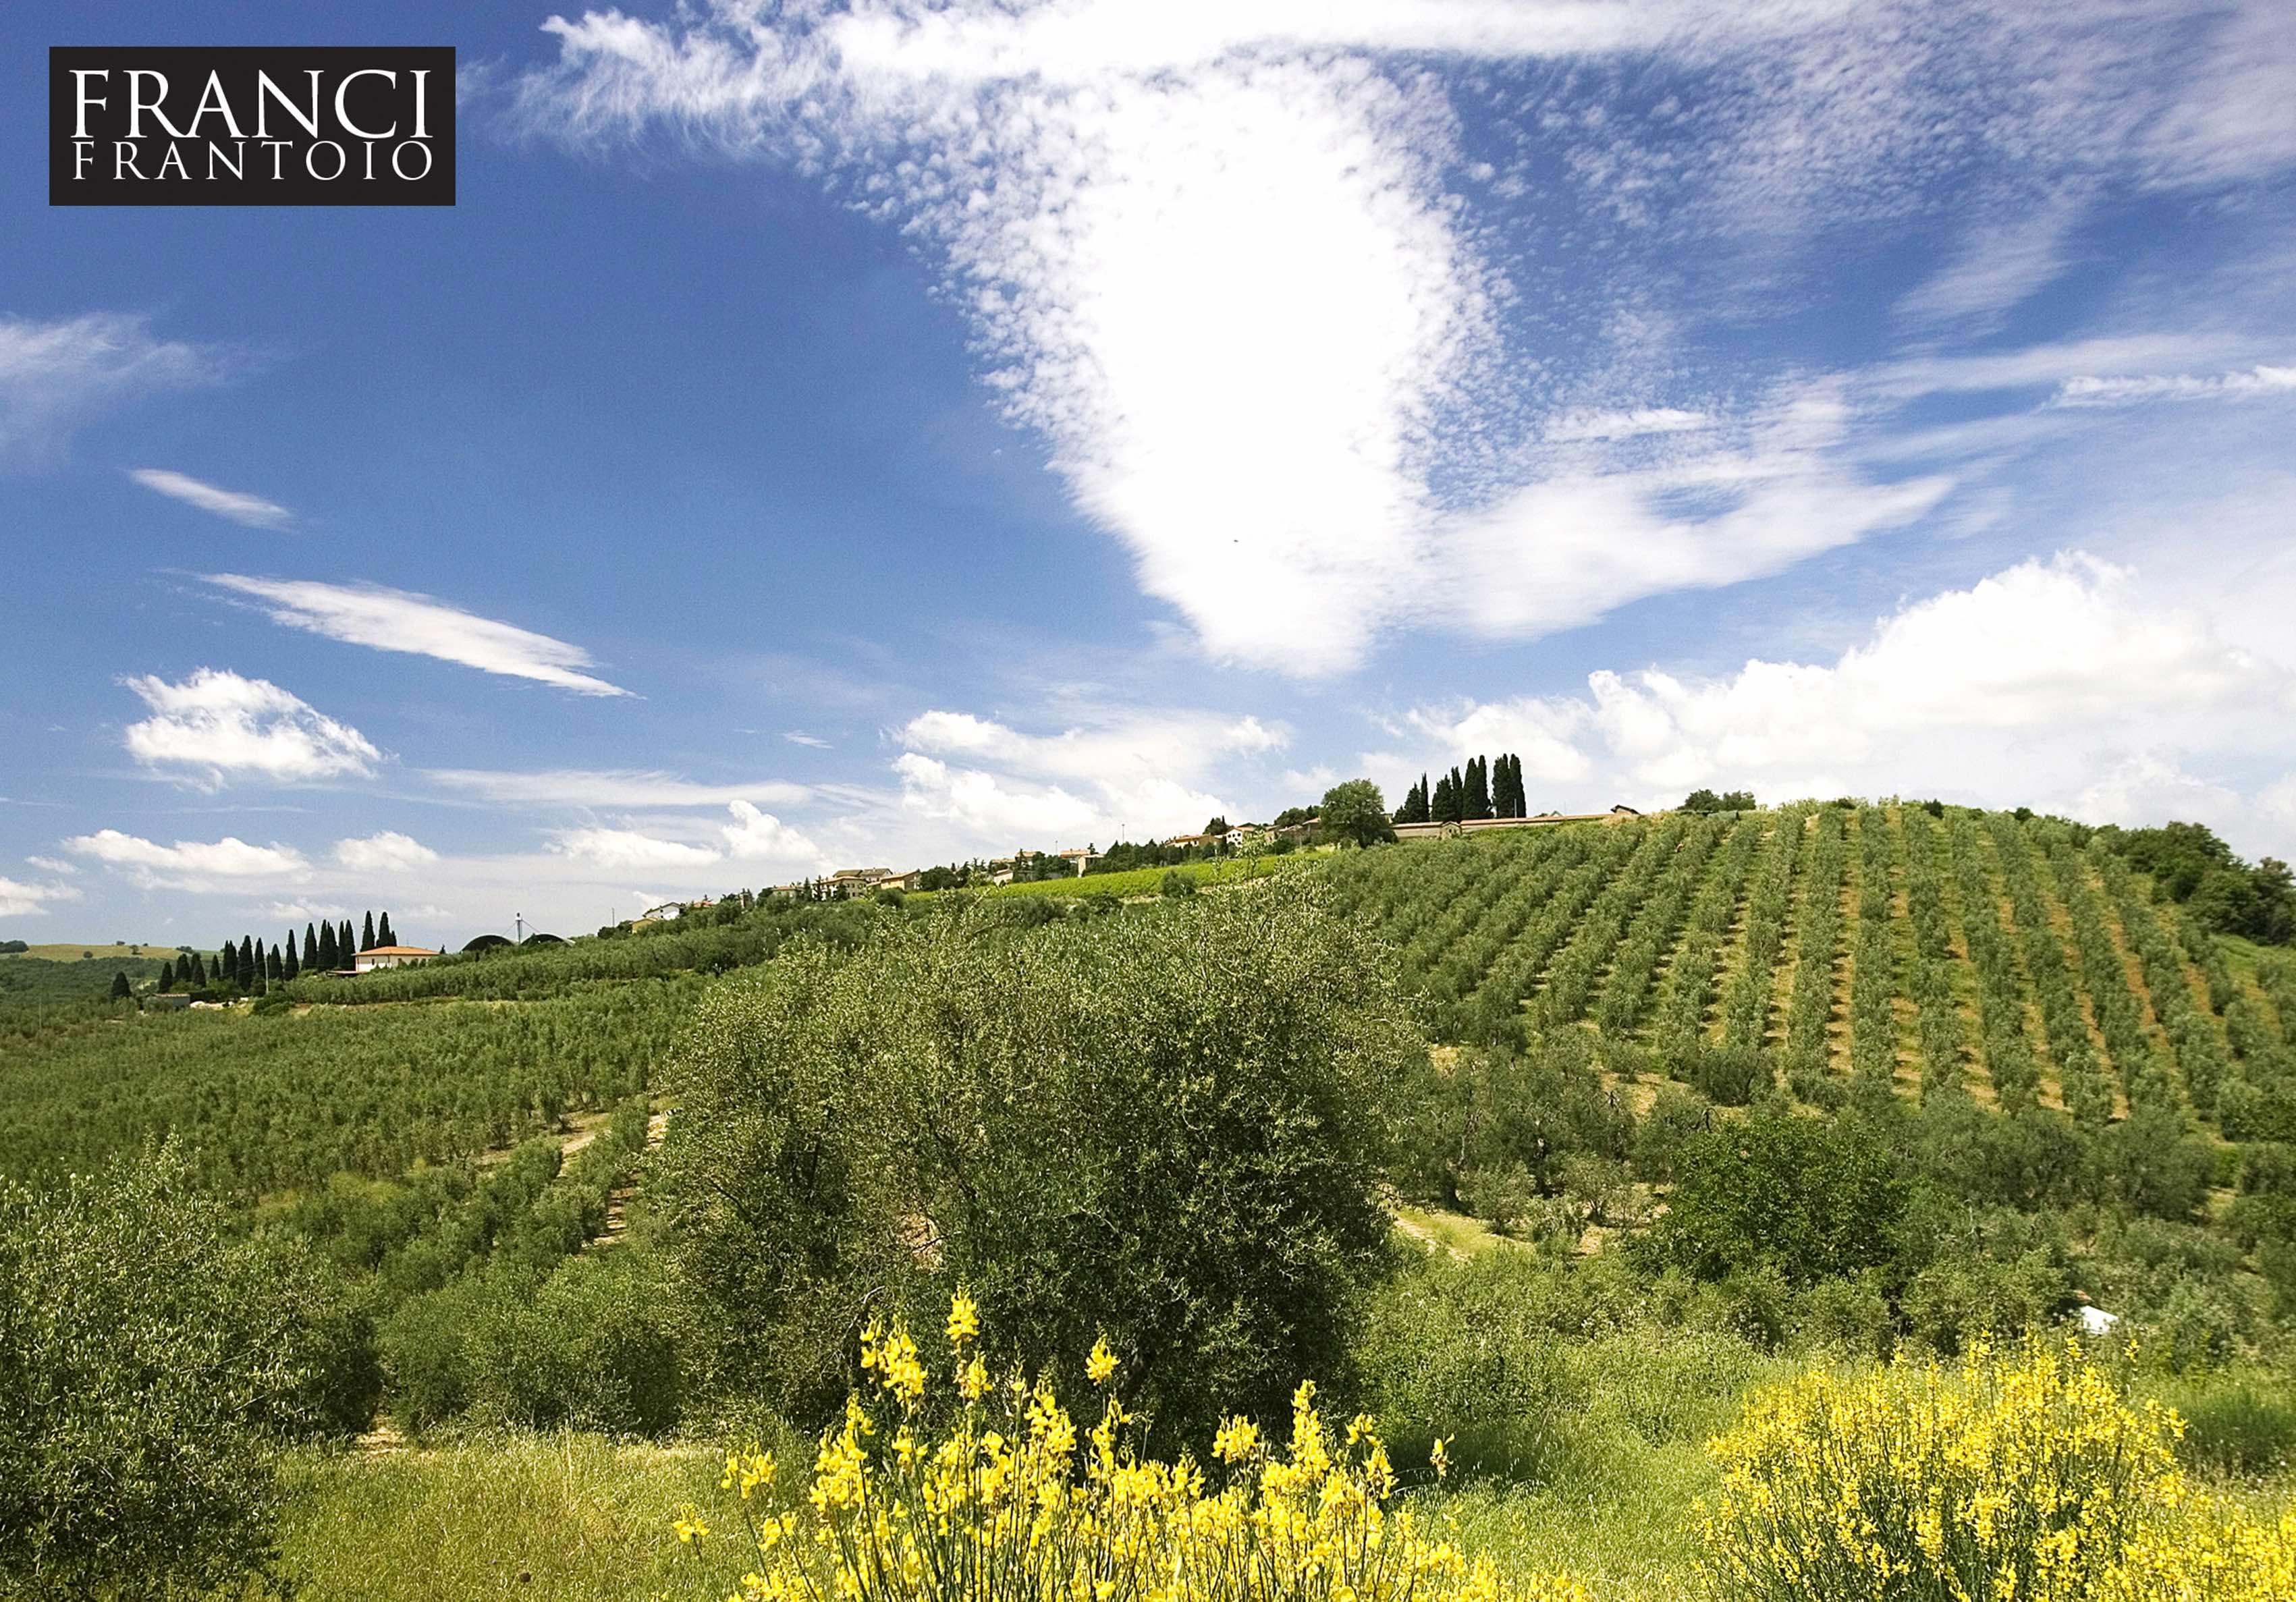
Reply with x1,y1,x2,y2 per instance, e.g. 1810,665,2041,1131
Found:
591,1110,670,1248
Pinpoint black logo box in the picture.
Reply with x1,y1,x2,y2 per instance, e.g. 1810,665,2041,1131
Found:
52,47,454,206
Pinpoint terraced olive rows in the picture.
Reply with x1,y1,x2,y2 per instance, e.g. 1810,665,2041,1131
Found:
1328,804,2296,1137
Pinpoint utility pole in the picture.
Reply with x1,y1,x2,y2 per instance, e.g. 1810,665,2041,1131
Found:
515,912,525,943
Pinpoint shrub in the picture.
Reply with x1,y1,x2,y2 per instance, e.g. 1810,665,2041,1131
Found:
659,881,1420,1444
1699,1340,2294,1602
1641,1111,1907,1287
0,1142,369,1597
669,1292,1589,1602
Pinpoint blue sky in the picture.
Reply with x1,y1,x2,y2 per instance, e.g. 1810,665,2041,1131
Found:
4,0,2294,946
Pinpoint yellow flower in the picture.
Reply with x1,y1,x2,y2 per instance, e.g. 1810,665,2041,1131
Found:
1087,1335,1118,1385
947,1288,981,1351
1431,1436,1452,1480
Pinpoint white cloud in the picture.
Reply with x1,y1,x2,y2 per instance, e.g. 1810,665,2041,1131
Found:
0,312,224,464
720,800,829,867
547,827,721,869
200,575,630,696
22,856,76,875
333,831,441,873
129,468,292,528
1384,553,2295,845
894,753,1103,841
782,731,830,748
515,2,2296,672
65,829,309,889
2048,365,2296,409
122,669,380,785
1543,408,1714,443
425,767,807,807
0,875,81,919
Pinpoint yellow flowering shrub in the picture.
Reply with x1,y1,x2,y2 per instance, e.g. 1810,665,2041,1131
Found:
1698,1339,2296,1602
672,1291,1589,1602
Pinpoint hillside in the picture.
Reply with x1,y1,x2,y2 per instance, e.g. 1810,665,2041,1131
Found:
1327,800,2294,1142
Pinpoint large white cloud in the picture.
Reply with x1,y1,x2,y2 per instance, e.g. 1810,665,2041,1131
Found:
200,575,630,696
63,829,310,889
547,827,721,869
122,669,381,785
514,1,2296,673
1383,552,2296,852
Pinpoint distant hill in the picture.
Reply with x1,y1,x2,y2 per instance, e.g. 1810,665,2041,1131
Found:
0,952,171,1008
0,942,180,962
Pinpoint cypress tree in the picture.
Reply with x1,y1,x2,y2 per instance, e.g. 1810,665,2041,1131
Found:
110,971,132,999
266,945,283,981
186,950,205,988
217,943,236,988
159,960,175,992
1465,756,1492,820
361,912,377,952
283,931,300,980
238,937,255,991
316,921,337,970
304,922,320,969
339,920,354,962
377,912,396,947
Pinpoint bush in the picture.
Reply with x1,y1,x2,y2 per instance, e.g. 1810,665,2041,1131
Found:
1700,1341,2289,1602
462,1250,681,1434
1158,868,1197,898
670,1292,1588,1602
658,881,1420,1444
0,1142,371,1597
1641,1111,1907,1287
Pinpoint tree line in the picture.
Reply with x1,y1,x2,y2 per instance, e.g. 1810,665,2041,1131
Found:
1392,753,1530,823
159,911,403,996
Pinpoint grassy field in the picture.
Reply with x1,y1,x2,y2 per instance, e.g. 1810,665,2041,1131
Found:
3,941,178,961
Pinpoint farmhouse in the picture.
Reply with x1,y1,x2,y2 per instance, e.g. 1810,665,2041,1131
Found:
353,944,441,974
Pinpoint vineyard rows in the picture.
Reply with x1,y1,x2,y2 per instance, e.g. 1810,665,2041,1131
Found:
1328,804,2296,1139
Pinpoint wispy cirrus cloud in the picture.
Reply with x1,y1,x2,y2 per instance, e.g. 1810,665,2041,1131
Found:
200,575,630,696
122,669,381,785
130,468,293,528
424,767,806,807
0,312,229,465
512,1,2296,674
2048,364,2296,409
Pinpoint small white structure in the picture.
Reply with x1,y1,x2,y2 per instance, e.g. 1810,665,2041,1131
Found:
2077,1304,2121,1337
353,945,440,974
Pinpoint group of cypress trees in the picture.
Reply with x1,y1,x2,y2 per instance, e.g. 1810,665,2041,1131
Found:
156,911,398,994
1393,754,1530,825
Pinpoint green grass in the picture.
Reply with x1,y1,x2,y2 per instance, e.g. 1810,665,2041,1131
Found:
258,1434,723,1601
1394,1205,1525,1259
3,941,177,962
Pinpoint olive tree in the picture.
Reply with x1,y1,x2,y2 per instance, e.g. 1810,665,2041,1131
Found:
657,879,1420,1443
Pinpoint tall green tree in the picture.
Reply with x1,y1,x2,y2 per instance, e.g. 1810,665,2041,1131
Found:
238,938,255,991
185,951,205,988
1317,779,1395,848
360,912,377,954
317,922,338,970
377,912,396,947
158,960,176,993
659,881,1417,1441
304,923,321,970
281,931,299,981
338,921,354,964
1463,756,1493,820
108,972,132,1000
265,944,283,983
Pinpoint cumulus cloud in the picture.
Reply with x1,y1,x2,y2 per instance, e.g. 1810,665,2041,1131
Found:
720,800,829,866
0,312,225,464
425,768,806,807
333,831,441,873
894,753,1103,841
129,468,292,528
0,874,80,918
122,669,381,785
547,827,721,869
200,575,630,696
64,829,309,889
1383,553,2294,845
